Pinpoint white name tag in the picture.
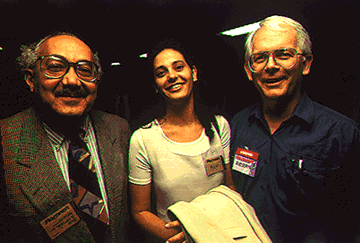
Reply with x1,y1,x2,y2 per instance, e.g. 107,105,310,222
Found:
40,203,80,240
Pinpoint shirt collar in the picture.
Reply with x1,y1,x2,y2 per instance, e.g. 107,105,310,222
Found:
248,93,315,126
291,93,314,125
43,115,91,150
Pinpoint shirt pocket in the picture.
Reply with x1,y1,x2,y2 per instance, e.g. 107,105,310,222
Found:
289,153,340,203
290,153,338,175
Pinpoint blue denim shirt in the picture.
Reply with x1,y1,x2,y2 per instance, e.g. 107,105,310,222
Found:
230,93,360,243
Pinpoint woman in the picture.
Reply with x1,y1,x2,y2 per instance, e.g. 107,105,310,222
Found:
129,39,235,243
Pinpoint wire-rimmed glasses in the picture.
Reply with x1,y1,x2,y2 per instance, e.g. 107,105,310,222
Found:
248,48,304,73
38,55,100,82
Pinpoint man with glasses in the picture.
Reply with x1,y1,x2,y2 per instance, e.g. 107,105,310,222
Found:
0,33,130,242
230,16,360,242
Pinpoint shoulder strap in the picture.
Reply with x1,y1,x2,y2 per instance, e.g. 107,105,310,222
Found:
212,116,220,136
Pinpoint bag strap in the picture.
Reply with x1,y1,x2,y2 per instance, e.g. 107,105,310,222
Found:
212,115,220,136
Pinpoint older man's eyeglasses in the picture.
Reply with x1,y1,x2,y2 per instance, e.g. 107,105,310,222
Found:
37,55,100,83
248,48,304,73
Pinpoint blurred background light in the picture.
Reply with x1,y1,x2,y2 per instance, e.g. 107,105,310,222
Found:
139,53,148,59
219,22,260,37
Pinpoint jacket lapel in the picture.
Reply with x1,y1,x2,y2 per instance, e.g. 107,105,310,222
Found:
90,111,129,242
17,108,72,214
90,111,118,212
16,108,95,242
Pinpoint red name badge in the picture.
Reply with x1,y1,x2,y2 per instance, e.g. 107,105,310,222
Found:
232,148,259,177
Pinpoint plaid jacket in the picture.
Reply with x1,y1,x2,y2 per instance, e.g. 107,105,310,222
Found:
0,107,130,242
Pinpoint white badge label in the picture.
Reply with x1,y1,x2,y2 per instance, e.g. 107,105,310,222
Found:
40,203,80,240
232,148,259,177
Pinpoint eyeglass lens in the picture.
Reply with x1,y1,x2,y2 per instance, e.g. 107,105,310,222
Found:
249,49,299,72
40,56,98,82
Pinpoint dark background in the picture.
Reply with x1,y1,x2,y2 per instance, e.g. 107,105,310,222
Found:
0,0,359,128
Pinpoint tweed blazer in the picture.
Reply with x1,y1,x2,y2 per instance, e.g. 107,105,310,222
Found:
0,107,130,242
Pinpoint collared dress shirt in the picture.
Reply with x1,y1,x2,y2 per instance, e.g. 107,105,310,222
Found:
230,93,360,243
44,115,109,217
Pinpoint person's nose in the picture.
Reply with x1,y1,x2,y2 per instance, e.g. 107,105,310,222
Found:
61,66,82,86
167,69,178,83
265,53,280,74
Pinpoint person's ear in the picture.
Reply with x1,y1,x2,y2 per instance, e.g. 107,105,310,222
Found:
25,69,35,92
191,65,198,82
244,63,254,81
302,54,313,75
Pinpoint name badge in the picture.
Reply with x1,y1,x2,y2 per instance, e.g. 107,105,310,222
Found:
205,156,225,176
40,203,80,240
232,148,259,177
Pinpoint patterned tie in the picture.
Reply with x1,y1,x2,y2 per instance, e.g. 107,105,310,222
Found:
68,135,109,241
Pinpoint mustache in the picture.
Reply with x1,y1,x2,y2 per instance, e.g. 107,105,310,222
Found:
55,88,88,98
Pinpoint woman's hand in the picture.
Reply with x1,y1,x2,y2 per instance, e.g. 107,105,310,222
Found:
228,184,237,191
165,220,186,243
224,164,237,191
130,184,181,241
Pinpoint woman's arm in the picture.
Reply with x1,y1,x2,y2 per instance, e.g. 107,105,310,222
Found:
130,183,185,242
216,116,236,191
224,163,236,191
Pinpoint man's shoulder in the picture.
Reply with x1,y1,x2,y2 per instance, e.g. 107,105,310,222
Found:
311,100,358,127
0,108,34,130
91,110,129,125
90,110,130,133
231,104,258,125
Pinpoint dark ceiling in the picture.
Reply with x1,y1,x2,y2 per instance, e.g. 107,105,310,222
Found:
1,0,357,63
0,0,359,123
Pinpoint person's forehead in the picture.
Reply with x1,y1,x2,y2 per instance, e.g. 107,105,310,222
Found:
252,26,298,52
154,49,185,66
38,35,95,62
158,49,184,59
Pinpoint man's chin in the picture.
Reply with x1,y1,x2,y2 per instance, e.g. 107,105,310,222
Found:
36,103,90,120
262,91,286,100
54,107,90,118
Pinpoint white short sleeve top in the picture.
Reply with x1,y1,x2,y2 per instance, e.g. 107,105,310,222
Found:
129,115,231,221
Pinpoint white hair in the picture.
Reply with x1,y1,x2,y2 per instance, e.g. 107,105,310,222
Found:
244,15,312,60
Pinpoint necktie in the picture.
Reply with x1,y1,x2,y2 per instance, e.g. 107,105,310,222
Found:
68,136,109,241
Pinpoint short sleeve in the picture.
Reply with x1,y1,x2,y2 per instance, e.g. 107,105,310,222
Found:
128,129,152,185
215,115,231,165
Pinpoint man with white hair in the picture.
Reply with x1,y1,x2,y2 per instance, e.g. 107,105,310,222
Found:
230,15,360,242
